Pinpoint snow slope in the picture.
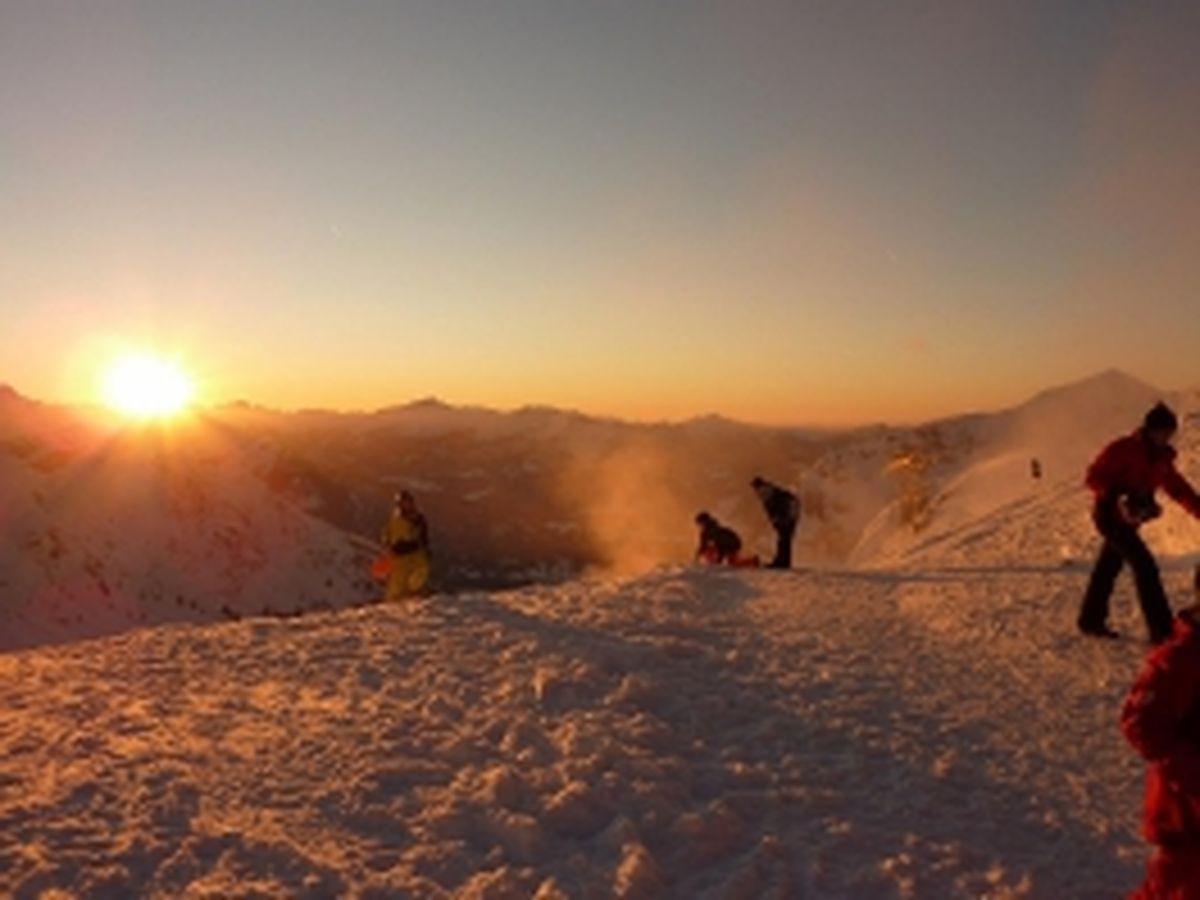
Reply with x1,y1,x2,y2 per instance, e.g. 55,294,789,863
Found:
0,393,377,652
805,370,1200,570
3,562,1192,898
881,386,1200,571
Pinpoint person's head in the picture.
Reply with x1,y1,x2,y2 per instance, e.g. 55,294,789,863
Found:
396,490,418,515
1142,402,1178,448
751,476,768,496
695,511,713,528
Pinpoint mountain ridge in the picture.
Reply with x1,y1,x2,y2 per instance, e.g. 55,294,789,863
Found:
3,368,1196,652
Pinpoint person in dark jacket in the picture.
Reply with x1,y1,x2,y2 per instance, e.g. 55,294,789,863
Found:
751,476,801,569
1078,403,1200,643
695,512,754,566
1121,567,1200,898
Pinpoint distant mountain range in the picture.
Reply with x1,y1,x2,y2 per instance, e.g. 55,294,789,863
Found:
2,370,1197,651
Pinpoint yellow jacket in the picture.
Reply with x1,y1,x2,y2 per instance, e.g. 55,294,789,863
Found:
381,512,431,599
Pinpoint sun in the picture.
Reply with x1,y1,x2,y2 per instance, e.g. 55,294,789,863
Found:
101,353,196,419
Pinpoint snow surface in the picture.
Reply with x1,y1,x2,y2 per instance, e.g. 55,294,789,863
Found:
4,562,1196,898
4,371,1200,897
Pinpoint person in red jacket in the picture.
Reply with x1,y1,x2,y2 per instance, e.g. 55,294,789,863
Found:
1078,403,1200,644
1121,566,1200,898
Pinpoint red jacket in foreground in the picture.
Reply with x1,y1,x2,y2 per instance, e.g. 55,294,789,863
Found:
1122,612,1200,846
1085,431,1200,518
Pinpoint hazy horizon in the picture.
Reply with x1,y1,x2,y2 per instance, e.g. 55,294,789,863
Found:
2,364,1188,432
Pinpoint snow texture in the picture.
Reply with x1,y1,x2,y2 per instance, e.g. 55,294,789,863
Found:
2,562,1195,898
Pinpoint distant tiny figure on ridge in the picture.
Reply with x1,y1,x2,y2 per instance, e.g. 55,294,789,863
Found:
1121,563,1200,897
695,512,758,568
378,490,432,600
1078,402,1200,644
751,476,801,569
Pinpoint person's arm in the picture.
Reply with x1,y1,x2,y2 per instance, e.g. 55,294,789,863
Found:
1122,647,1200,793
1163,463,1200,519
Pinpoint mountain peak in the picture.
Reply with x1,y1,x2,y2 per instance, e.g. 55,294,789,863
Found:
1020,369,1161,411
405,396,453,412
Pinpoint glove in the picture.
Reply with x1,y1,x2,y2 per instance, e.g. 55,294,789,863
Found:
1119,492,1162,525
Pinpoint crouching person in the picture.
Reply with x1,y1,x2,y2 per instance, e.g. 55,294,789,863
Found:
1121,569,1200,898
694,512,758,567
381,491,432,600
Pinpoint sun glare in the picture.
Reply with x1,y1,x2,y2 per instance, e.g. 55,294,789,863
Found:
102,353,196,419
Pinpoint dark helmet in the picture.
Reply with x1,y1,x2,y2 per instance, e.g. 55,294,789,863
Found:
695,511,713,526
1143,402,1178,434
751,476,767,489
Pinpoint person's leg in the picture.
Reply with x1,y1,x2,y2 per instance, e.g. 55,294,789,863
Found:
408,553,432,596
386,565,406,602
770,522,795,569
1114,528,1175,642
1079,539,1124,632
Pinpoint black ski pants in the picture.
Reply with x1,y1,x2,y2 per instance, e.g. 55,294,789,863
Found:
1078,507,1173,641
769,519,796,569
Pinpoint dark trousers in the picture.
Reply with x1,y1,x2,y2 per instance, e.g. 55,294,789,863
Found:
1079,509,1173,640
770,520,796,569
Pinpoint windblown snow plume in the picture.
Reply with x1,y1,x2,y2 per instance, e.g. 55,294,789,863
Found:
556,436,696,575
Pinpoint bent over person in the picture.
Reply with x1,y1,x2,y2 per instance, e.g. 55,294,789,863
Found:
1078,403,1200,644
695,512,757,567
381,491,431,600
751,476,801,569
1121,570,1200,898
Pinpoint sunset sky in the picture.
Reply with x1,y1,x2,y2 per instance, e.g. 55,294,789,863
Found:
2,1,1198,425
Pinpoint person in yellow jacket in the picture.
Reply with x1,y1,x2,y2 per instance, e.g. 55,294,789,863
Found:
380,491,432,600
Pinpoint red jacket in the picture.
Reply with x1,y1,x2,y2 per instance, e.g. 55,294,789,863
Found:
1085,430,1200,518
1122,612,1200,846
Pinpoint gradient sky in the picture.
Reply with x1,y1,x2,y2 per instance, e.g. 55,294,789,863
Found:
2,1,1198,425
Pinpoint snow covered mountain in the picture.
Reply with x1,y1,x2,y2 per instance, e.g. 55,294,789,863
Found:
0,389,377,652
3,370,1198,652
206,369,1200,575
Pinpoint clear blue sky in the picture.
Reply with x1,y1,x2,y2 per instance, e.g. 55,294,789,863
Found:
2,1,1197,423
